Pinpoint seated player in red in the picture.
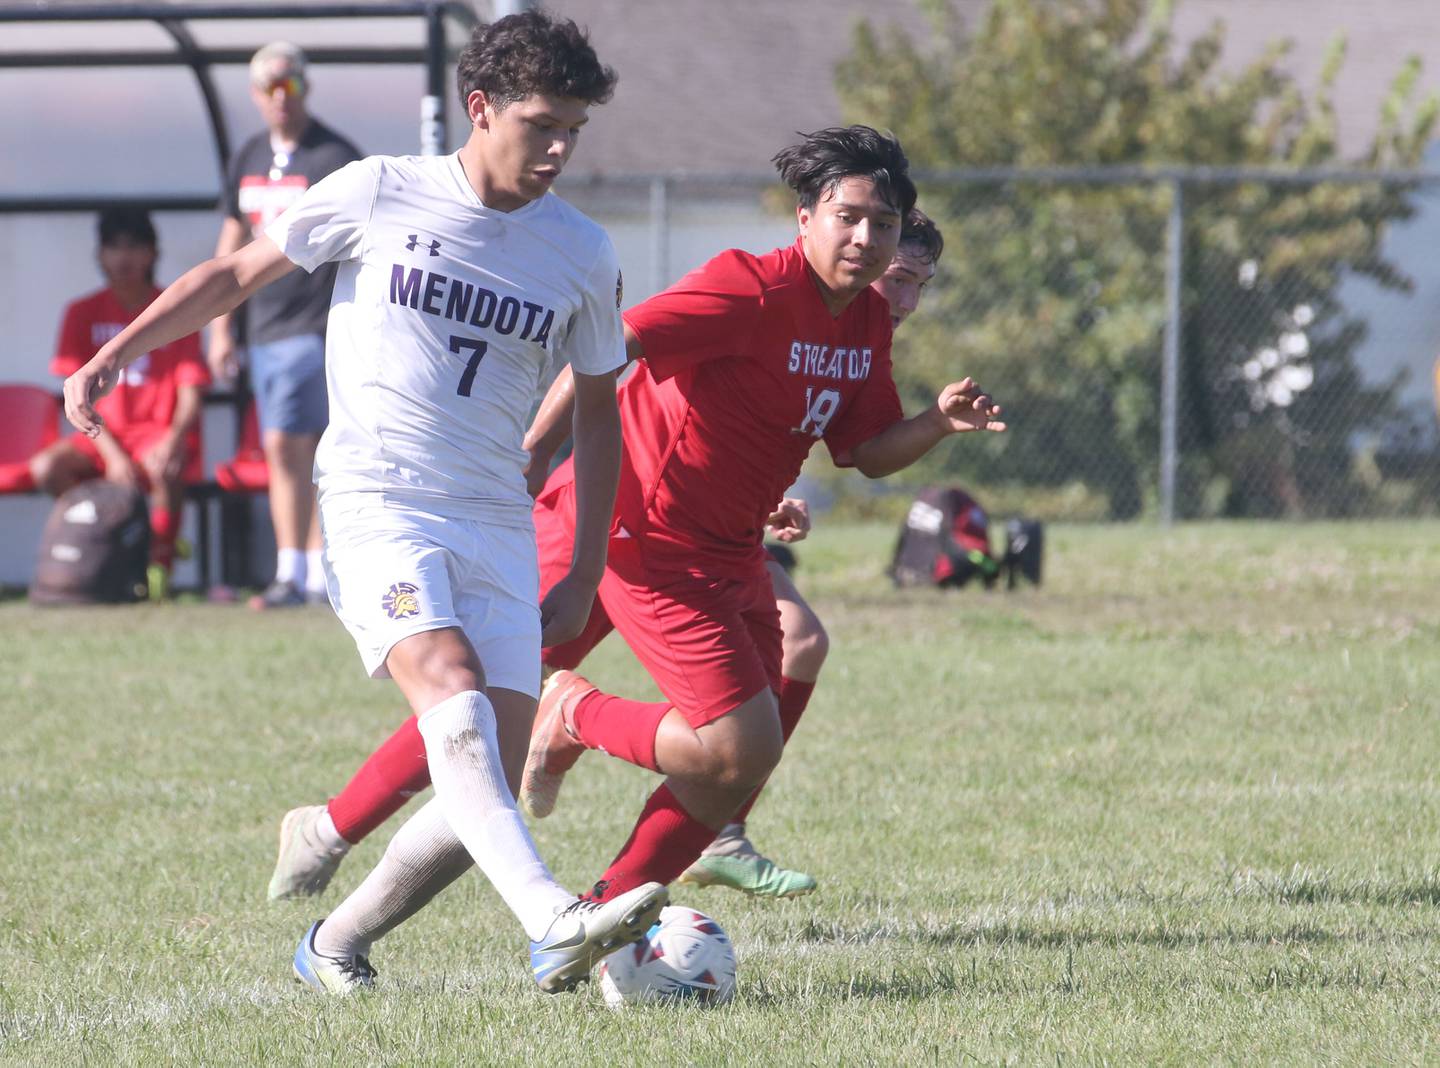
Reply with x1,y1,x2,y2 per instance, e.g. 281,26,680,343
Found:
30,207,209,594
514,129,1001,907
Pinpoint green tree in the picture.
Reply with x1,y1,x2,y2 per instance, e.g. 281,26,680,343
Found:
838,0,1436,518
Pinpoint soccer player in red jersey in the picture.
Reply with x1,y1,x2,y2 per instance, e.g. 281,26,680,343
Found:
260,141,982,916
30,207,209,592
677,209,945,897
516,129,1001,904
265,196,958,904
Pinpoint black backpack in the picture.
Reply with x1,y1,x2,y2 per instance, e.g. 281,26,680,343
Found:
30,481,151,605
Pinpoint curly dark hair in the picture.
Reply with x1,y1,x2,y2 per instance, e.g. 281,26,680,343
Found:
772,126,916,217
456,10,617,112
900,209,944,264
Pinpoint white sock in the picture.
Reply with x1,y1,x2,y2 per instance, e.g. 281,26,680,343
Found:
304,549,326,594
275,547,304,586
315,808,350,853
417,690,574,940
315,798,472,958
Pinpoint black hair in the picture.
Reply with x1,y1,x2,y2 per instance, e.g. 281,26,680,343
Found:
772,126,917,217
899,209,944,264
98,206,157,248
456,9,617,112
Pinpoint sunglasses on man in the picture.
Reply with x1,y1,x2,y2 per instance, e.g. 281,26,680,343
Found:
259,73,306,97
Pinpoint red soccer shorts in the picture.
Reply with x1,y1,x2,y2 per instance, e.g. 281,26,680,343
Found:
535,479,782,726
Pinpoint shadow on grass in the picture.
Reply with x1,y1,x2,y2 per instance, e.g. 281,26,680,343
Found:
741,961,980,1006
738,950,1413,1005
1226,868,1440,906
796,917,1354,951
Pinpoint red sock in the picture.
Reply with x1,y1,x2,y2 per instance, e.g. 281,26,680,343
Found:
327,715,432,844
590,783,718,901
731,675,817,824
776,676,816,743
150,506,178,570
571,690,669,772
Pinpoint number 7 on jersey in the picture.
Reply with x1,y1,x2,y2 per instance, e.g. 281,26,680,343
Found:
450,335,488,396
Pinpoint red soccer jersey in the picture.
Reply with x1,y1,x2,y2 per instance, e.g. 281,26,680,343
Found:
51,287,209,438
610,237,903,578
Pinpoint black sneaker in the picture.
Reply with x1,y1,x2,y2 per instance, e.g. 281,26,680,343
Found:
249,579,306,611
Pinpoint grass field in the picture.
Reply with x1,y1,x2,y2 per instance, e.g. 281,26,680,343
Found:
3,520,1439,1065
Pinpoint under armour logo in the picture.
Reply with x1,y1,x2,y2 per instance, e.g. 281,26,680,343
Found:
406,234,441,256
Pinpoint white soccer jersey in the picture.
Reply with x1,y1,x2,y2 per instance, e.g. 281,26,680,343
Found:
264,153,626,526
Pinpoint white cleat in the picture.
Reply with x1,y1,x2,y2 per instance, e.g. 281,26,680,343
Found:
268,805,349,901
292,920,377,995
519,670,595,820
528,881,669,993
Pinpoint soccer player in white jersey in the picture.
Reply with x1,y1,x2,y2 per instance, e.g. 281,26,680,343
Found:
62,10,666,996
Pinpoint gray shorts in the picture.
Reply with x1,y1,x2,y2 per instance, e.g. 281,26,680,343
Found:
249,333,328,435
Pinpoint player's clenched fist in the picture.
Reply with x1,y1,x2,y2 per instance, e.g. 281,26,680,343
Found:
936,376,1006,434
539,572,599,648
63,358,120,438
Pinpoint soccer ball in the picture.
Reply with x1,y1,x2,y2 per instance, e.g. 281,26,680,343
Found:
598,906,737,1007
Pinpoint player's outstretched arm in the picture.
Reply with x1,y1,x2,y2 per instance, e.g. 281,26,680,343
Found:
849,377,1007,479
64,237,297,436
538,366,622,647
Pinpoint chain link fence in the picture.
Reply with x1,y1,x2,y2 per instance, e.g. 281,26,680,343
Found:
573,168,1440,523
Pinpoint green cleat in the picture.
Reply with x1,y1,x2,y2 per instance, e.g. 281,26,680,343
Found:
677,823,817,899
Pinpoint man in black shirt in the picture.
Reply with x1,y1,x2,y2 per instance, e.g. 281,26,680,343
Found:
209,42,360,608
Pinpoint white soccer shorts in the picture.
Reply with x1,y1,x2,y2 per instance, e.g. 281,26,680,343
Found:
319,494,542,696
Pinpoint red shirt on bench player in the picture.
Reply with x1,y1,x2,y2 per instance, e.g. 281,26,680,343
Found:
32,207,209,582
